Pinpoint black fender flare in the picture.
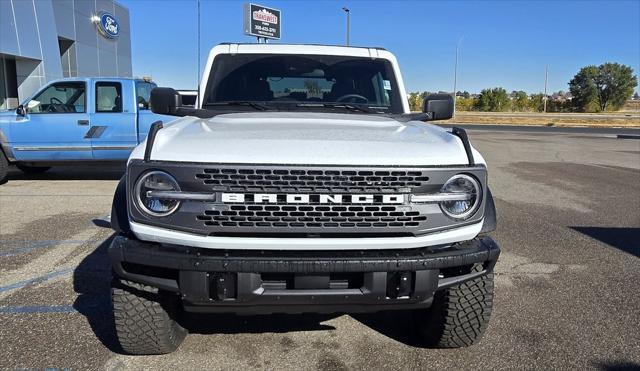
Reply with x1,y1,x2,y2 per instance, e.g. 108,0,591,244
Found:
111,176,132,235
480,187,497,234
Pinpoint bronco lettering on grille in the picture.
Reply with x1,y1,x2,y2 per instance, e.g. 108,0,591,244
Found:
221,193,404,204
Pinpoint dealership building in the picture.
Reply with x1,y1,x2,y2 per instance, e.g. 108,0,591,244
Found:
0,0,132,109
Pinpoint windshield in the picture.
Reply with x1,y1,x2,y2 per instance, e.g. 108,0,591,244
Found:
202,54,404,113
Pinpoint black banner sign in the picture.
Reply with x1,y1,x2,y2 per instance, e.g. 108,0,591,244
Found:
243,3,281,39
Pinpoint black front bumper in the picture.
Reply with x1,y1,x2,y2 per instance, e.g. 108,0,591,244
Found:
109,235,500,314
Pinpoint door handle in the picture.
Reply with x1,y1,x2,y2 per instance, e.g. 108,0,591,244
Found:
77,119,89,126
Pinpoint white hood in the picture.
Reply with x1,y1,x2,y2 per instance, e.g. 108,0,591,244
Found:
131,112,482,166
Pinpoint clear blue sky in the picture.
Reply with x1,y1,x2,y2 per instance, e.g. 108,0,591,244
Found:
120,0,640,94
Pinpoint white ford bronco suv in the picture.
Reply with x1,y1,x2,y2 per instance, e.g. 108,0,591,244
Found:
108,43,500,355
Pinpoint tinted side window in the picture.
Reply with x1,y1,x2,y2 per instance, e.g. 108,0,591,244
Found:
96,82,122,113
135,81,156,109
29,82,86,114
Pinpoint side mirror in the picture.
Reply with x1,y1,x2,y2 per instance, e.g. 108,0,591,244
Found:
150,87,182,115
16,104,26,116
422,94,454,120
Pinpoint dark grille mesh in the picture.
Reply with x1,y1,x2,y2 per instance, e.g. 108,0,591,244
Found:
195,168,430,193
197,204,427,229
127,161,487,237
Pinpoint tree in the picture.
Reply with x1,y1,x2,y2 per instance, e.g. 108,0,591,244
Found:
420,91,432,100
475,87,510,112
569,63,638,112
456,97,477,111
529,93,545,112
569,65,598,111
408,92,422,111
512,91,529,112
546,99,570,113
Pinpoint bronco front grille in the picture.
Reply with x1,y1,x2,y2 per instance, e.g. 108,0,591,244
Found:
127,161,487,237
197,204,428,229
195,168,431,193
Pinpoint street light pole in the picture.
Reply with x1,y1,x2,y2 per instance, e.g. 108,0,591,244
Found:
543,65,548,113
342,7,350,46
196,0,201,108
453,36,463,116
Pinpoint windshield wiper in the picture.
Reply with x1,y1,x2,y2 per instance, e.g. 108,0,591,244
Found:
205,101,272,111
295,103,382,114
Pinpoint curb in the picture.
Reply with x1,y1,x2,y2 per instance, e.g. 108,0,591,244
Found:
617,134,640,139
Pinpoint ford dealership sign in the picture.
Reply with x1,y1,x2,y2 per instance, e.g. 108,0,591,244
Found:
96,11,119,39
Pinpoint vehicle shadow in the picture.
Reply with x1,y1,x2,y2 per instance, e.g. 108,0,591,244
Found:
6,164,124,182
72,233,120,353
351,311,426,347
184,313,339,335
187,310,429,347
593,361,640,371
570,226,640,258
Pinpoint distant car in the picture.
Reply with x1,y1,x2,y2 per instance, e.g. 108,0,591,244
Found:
0,77,174,183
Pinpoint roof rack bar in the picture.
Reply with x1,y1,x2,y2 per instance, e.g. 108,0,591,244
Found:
144,121,163,162
451,127,475,166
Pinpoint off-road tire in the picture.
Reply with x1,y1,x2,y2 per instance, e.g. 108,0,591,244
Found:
416,264,494,348
16,164,51,174
0,151,8,184
111,278,187,355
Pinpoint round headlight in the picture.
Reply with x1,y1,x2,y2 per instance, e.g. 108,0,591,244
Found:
134,171,181,217
439,174,481,220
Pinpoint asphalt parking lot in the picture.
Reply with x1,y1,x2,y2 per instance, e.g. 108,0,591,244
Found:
1,126,639,370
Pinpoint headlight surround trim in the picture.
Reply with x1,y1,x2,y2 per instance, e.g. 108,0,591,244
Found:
438,173,482,220
134,170,182,217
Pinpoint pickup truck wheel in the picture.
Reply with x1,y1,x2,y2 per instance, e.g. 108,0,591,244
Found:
0,152,7,184
111,278,187,355
416,264,494,348
16,165,51,174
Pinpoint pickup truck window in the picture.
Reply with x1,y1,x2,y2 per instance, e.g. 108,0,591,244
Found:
96,82,123,113
203,54,403,113
135,81,157,110
28,82,86,114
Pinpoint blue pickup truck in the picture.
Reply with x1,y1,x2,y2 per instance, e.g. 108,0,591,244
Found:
0,77,173,183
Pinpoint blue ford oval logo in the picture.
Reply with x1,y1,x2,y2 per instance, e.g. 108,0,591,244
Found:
96,12,119,39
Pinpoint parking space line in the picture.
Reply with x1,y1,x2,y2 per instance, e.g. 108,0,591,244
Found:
0,268,74,293
0,239,97,257
0,305,77,314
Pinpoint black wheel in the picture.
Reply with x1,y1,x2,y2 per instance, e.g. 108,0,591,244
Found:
416,264,494,348
111,278,187,355
0,151,8,184
16,165,51,174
